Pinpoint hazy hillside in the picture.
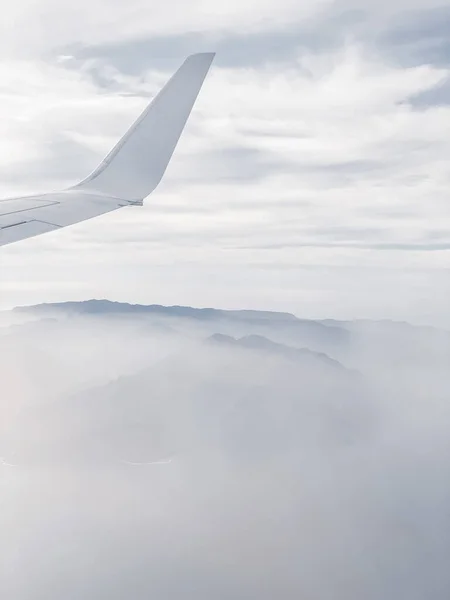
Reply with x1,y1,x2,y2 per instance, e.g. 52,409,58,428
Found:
1,330,371,467
2,300,450,600
11,299,350,352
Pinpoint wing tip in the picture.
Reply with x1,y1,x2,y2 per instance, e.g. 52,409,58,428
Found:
185,51,216,65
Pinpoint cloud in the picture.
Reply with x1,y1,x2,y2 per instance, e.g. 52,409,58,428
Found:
409,76,450,107
0,0,332,57
378,5,450,67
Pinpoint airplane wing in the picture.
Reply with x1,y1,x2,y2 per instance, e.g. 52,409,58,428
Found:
0,52,215,247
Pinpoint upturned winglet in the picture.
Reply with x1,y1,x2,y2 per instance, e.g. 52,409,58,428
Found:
72,52,215,201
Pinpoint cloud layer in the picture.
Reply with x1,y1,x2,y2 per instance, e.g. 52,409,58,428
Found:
1,305,450,598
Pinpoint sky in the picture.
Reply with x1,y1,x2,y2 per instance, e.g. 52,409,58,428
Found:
0,0,449,326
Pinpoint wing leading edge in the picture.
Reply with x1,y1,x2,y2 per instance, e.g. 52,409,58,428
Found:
0,52,215,247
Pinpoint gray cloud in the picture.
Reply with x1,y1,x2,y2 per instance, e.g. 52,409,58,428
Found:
60,4,450,79
236,241,450,251
379,6,450,68
65,19,345,73
409,76,450,107
170,146,287,184
0,133,100,188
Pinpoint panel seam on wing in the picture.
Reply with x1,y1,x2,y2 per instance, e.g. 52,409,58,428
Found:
0,220,28,230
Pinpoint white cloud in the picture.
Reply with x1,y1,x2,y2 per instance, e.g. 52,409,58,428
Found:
0,0,332,57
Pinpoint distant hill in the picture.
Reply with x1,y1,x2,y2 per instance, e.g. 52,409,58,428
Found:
207,333,348,371
6,299,450,369
1,330,369,467
12,299,350,353
14,299,298,322
3,298,449,469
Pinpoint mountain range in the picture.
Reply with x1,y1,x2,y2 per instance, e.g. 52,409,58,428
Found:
1,299,448,467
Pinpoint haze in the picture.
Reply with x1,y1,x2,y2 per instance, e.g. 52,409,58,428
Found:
1,302,450,598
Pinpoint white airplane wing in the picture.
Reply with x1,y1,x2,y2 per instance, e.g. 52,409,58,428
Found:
0,52,215,247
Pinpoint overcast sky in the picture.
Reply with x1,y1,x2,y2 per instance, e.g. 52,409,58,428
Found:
0,0,449,326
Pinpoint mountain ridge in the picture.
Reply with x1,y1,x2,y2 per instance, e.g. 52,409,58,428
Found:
13,299,299,322
207,333,348,371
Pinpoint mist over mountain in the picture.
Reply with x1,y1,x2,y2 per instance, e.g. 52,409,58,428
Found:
12,298,350,351
1,325,368,467
8,298,449,373
14,298,299,321
1,300,450,599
